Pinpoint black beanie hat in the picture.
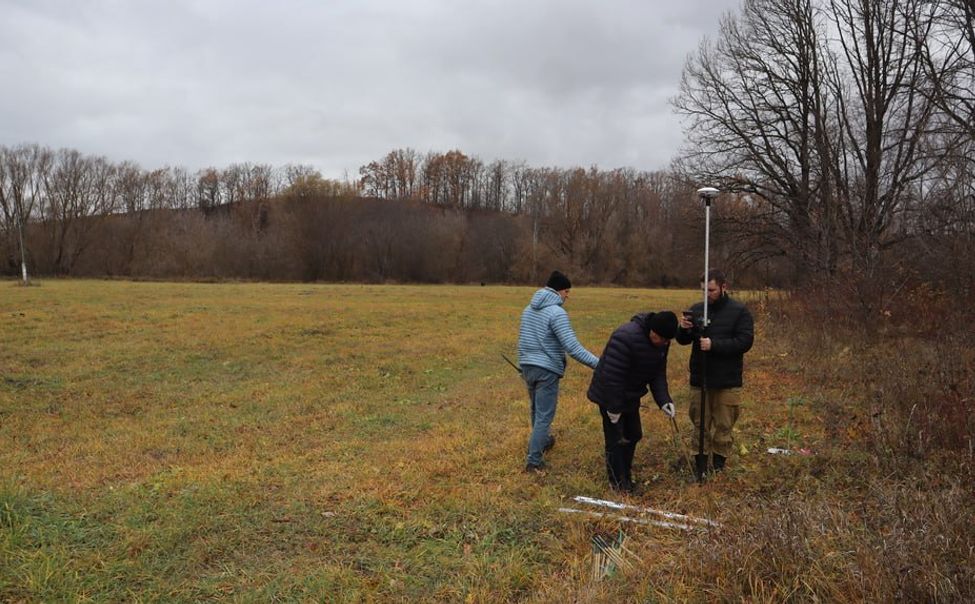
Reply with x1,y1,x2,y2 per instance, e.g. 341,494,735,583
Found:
649,311,678,339
546,270,572,291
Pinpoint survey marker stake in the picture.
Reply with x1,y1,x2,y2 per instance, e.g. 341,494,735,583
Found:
501,352,522,374
590,529,642,581
670,416,696,477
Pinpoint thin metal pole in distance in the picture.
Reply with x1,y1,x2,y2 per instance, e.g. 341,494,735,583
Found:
16,200,28,285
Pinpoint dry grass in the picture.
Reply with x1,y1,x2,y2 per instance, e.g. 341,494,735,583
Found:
1,280,973,601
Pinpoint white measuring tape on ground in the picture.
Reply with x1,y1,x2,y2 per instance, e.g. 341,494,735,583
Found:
558,507,695,531
559,495,720,531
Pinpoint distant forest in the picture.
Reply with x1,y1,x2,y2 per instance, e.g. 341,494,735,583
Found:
2,0,973,306
0,145,720,287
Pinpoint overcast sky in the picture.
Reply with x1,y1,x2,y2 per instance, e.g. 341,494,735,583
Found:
1,0,741,179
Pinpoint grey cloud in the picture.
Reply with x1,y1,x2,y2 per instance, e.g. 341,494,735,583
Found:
0,0,741,177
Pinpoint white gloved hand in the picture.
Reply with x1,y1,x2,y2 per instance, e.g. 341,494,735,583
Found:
607,412,622,424
660,402,676,418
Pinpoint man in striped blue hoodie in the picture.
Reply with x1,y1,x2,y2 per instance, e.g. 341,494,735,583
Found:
518,270,600,472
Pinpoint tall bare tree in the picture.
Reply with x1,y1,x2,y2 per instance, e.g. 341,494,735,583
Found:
0,144,52,281
484,159,511,212
196,168,222,213
674,0,936,282
41,150,120,274
826,0,936,267
674,0,838,275
918,0,975,138
359,149,421,200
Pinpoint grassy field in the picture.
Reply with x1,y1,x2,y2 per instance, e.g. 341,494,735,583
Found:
1,280,969,601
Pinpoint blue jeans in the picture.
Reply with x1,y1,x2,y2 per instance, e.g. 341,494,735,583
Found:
522,365,561,466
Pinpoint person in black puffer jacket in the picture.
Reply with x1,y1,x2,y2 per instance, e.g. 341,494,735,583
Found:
587,311,679,493
676,269,754,478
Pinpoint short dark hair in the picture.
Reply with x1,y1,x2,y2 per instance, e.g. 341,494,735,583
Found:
701,269,727,286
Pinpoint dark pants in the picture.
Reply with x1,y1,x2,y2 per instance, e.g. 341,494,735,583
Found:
599,407,643,489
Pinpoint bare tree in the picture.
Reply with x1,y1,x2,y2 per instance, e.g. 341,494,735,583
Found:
422,150,481,208
163,166,195,210
282,164,318,189
358,149,422,200
111,160,149,275
0,144,51,281
359,159,392,199
674,0,936,284
483,159,511,212
196,168,222,213
41,150,120,274
388,148,421,200
918,0,975,138
243,163,274,202
674,0,839,275
221,163,247,205
282,169,355,199
826,0,936,267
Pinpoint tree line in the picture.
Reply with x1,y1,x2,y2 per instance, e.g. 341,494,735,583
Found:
0,143,720,286
361,151,720,285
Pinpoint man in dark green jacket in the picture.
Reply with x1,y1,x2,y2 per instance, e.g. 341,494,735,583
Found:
676,270,754,477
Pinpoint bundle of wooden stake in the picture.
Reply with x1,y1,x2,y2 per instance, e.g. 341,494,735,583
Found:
591,530,642,581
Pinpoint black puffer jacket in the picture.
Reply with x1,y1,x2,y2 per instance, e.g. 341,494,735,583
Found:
675,294,754,388
587,313,673,415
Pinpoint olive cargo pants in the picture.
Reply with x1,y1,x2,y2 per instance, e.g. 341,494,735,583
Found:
688,387,742,458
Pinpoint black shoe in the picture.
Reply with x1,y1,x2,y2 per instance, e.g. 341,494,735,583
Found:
611,480,635,494
543,435,556,452
525,463,547,474
712,454,726,472
694,454,710,481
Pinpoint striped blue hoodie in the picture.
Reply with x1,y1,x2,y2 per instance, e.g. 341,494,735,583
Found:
518,287,599,376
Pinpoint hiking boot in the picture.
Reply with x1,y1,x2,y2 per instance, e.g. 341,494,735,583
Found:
543,435,556,452
694,454,710,481
524,462,547,474
712,454,726,472
611,479,636,495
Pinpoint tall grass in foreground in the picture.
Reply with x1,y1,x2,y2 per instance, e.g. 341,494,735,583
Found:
2,280,973,601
